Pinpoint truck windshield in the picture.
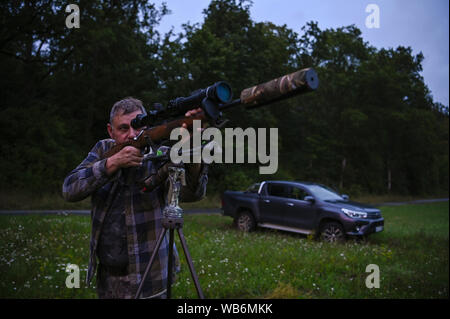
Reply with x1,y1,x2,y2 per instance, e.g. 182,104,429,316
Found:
307,185,343,201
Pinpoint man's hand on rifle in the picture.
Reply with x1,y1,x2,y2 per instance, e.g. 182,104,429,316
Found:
182,107,204,130
106,146,143,176
105,107,204,177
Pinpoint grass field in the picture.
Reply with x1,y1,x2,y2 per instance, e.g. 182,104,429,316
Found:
0,202,448,299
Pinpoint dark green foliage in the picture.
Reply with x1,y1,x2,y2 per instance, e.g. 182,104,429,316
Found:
0,0,448,198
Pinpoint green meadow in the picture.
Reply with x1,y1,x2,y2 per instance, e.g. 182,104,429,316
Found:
0,202,448,299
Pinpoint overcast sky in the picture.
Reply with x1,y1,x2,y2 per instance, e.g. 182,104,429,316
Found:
153,0,449,106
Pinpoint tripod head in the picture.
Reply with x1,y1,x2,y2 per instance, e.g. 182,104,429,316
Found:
163,165,186,219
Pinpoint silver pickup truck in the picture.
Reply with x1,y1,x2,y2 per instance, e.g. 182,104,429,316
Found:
221,181,384,242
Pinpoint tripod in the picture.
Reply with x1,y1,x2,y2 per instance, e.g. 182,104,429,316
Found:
134,165,204,299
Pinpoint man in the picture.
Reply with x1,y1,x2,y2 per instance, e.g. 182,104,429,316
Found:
62,97,208,299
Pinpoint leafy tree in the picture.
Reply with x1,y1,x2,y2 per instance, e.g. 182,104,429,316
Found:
0,0,447,198
0,0,168,192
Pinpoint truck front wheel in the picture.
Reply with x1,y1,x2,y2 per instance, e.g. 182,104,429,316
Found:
235,211,256,232
320,221,345,243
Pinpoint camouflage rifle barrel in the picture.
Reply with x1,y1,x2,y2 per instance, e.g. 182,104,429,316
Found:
239,68,319,108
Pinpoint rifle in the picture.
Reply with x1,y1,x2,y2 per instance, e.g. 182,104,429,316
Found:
115,67,318,299
103,67,319,159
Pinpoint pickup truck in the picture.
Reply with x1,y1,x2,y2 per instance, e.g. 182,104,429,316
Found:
221,181,384,242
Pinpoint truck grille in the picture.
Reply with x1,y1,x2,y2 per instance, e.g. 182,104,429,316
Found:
366,212,382,219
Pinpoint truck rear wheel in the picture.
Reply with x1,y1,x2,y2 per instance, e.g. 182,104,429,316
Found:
236,211,256,232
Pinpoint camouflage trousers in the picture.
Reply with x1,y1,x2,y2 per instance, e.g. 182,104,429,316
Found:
96,264,167,299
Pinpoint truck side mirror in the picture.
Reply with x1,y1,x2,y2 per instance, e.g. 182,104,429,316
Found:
341,194,349,200
304,196,315,204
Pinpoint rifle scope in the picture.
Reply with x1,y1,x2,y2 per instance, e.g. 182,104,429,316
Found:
131,81,232,128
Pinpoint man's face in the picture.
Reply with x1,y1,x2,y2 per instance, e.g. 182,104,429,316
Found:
107,110,144,144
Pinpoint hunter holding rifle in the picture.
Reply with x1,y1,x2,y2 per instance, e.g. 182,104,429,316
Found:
62,97,208,299
62,68,318,299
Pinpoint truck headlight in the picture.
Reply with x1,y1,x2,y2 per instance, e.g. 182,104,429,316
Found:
342,208,367,219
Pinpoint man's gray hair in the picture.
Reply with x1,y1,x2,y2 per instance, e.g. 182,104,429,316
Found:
109,97,146,125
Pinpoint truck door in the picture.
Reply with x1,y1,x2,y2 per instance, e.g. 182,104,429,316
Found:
258,183,291,225
283,186,317,230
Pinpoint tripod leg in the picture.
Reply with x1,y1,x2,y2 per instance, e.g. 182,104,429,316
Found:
135,227,167,299
177,228,205,299
166,228,175,299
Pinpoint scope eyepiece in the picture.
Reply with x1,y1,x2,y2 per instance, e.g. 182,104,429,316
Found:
130,103,166,129
131,113,147,129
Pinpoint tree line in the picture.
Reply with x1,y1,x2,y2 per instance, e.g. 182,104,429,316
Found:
0,0,448,198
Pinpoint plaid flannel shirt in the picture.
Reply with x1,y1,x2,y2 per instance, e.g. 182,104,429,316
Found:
62,139,208,298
